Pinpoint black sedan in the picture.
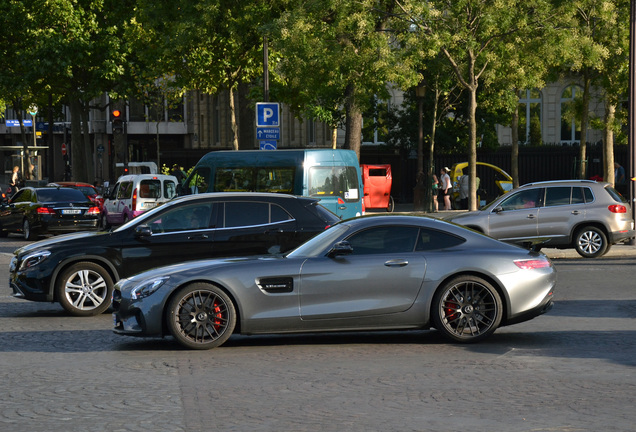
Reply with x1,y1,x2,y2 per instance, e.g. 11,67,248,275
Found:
113,215,556,349
9,193,339,316
0,186,100,240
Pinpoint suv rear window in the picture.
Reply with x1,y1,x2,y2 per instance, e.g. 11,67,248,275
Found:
605,186,628,203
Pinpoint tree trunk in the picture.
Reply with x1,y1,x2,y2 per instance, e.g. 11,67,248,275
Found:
344,83,362,160
238,83,255,150
579,70,590,179
604,102,616,185
229,88,239,150
81,104,93,183
70,99,86,181
468,85,478,211
511,101,520,188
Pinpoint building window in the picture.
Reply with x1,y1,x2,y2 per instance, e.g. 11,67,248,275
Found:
561,84,582,143
518,89,542,145
362,97,390,144
307,119,315,145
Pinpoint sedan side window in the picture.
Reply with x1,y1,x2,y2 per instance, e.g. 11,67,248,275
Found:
346,226,419,255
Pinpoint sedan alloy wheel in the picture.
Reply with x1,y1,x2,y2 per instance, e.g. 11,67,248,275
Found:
56,262,113,316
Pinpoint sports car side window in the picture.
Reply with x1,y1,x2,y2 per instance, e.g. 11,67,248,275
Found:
346,226,419,255
416,229,466,251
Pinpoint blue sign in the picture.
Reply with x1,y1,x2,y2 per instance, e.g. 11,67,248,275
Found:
259,140,278,150
257,127,280,140
6,119,32,127
256,102,280,127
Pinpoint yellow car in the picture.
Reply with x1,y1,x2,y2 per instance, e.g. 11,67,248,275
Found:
450,162,513,209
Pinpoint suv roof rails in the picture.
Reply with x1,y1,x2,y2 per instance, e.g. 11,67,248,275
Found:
522,179,597,187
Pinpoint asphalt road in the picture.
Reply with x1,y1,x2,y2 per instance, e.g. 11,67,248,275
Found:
0,234,635,432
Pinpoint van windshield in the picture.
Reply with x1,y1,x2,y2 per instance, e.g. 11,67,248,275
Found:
308,166,360,202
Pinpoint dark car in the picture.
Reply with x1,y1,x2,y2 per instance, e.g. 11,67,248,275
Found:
9,192,339,316
47,181,105,211
0,187,100,240
112,215,555,350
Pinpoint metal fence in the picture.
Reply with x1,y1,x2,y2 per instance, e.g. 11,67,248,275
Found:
360,144,630,204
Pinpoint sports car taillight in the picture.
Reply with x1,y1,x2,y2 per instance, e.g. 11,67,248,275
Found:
514,257,552,270
87,206,100,215
608,205,627,213
37,207,56,215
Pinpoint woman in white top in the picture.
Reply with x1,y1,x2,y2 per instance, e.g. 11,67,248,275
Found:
439,167,452,210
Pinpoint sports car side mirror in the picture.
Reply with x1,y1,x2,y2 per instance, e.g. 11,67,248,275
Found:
327,241,353,258
493,206,504,213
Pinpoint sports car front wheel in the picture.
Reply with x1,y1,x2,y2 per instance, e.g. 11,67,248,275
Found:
166,283,236,350
432,276,503,343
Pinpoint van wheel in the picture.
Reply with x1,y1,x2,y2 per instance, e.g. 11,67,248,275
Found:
574,226,608,258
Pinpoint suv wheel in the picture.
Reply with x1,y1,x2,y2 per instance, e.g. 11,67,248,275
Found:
56,262,114,316
574,226,608,258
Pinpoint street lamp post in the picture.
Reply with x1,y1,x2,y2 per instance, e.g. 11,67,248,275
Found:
28,105,38,181
630,0,636,244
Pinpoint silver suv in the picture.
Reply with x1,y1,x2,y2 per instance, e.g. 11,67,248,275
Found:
447,180,635,258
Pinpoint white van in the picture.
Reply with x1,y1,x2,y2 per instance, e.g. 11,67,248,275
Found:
103,174,178,227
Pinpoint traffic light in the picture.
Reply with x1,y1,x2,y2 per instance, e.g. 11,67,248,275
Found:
111,109,124,134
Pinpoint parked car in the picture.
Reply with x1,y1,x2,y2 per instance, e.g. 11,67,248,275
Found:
0,187,100,240
449,162,513,209
102,174,178,228
9,193,339,316
112,215,556,350
47,181,104,211
447,180,635,258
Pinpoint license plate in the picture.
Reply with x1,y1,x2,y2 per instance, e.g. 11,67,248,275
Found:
142,202,157,209
61,209,82,215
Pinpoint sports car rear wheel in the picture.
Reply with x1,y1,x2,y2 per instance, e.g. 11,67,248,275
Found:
167,283,236,350
432,276,503,343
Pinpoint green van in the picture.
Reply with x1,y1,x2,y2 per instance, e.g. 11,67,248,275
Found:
180,149,364,219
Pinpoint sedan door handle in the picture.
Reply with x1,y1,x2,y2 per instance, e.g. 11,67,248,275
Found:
385,259,408,267
527,214,536,219
571,210,580,215
265,229,284,234
188,234,209,240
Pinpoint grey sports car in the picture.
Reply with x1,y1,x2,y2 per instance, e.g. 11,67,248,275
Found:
112,215,556,350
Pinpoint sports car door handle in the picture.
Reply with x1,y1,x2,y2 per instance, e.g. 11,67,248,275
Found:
385,259,408,267
188,234,209,240
526,214,536,219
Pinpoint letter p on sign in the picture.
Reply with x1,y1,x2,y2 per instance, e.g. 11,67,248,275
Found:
256,102,280,127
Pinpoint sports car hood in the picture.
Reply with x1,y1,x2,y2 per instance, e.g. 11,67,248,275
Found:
118,255,286,287
14,231,109,256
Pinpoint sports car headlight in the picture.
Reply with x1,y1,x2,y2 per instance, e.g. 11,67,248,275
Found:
131,276,170,300
19,250,52,271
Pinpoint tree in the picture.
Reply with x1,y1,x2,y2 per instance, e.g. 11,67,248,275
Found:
397,0,567,210
270,0,417,159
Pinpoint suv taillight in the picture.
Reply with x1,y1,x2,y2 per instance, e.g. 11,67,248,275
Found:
132,188,138,211
608,205,627,213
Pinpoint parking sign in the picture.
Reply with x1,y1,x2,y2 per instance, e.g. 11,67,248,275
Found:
256,102,280,127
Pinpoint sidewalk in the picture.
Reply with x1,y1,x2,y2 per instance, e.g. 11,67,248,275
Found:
368,203,636,259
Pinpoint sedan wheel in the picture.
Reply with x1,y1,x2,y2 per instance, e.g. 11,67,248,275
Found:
574,226,608,258
23,219,37,240
56,262,113,316
432,276,503,343
167,283,236,350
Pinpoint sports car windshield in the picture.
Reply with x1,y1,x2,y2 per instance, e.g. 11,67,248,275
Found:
287,224,350,258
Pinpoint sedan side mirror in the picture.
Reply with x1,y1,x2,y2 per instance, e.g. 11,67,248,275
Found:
327,241,354,258
493,206,504,213
134,225,153,238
